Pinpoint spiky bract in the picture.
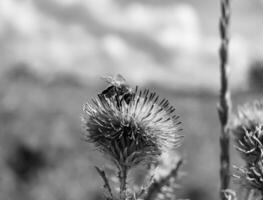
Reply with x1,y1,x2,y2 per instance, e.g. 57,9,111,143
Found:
232,101,263,163
235,161,263,192
83,87,182,169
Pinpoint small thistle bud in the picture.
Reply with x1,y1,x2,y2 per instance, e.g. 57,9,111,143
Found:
82,77,182,170
232,101,263,164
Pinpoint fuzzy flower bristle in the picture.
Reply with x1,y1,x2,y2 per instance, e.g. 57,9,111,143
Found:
233,101,263,131
82,86,182,169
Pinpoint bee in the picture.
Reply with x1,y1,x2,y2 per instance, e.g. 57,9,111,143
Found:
99,74,134,107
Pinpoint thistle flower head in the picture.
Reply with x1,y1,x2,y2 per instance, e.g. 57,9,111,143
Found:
82,83,182,169
232,101,263,163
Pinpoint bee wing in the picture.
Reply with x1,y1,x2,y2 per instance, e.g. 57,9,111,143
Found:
100,76,115,86
101,74,126,86
115,74,126,84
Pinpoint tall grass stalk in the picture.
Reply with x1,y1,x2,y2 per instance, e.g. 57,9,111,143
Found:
218,0,232,199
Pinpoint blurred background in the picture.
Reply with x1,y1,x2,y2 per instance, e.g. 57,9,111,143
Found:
1,0,263,199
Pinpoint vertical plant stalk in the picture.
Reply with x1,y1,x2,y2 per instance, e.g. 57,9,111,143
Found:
218,0,232,199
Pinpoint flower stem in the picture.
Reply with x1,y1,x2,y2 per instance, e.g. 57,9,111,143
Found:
144,159,183,200
95,166,114,199
218,0,232,199
119,165,128,200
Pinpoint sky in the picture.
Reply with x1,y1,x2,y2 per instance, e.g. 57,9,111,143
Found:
0,0,263,91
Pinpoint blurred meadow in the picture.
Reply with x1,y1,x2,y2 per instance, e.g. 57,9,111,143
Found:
0,0,263,200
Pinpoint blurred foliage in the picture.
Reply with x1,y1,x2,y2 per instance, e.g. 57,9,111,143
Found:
7,142,47,183
0,65,263,200
248,60,263,90
5,63,41,84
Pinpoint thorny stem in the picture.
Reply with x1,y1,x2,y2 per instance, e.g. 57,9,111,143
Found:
119,165,128,200
144,159,183,200
218,0,232,200
95,166,114,200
